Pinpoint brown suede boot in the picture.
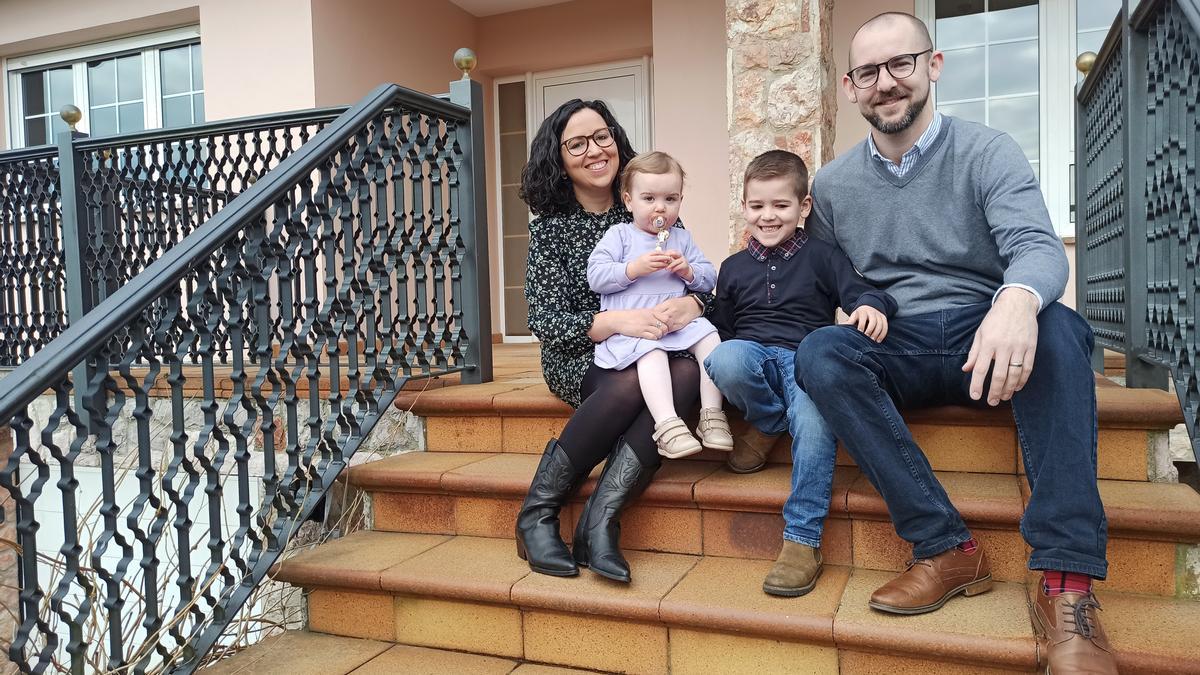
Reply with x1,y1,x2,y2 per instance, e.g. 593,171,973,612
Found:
726,426,780,474
762,541,823,597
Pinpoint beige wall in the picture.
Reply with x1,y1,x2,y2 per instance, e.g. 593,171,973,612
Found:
0,0,318,148
310,0,476,105
475,0,653,76
652,0,728,262
830,0,914,157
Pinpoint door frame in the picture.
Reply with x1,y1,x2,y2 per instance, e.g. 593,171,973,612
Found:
915,0,1076,237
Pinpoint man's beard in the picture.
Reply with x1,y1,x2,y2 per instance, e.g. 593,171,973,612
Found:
865,89,928,135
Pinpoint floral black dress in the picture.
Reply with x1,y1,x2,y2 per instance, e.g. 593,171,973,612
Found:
524,204,712,408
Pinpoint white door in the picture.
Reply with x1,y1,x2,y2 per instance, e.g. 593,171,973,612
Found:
532,59,652,154
495,59,653,341
917,0,1122,236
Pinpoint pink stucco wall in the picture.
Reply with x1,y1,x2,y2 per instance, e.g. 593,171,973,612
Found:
0,0,318,149
653,0,729,262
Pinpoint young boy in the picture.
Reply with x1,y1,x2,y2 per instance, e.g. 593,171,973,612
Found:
705,150,897,597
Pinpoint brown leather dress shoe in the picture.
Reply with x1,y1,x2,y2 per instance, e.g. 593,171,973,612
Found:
726,426,780,474
869,546,992,614
1031,587,1118,674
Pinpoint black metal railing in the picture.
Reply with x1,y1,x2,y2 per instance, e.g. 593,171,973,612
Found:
0,77,491,673
1076,0,1199,462
0,106,354,367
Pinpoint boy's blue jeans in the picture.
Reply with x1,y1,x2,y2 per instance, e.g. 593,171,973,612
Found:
704,340,837,548
794,301,1108,579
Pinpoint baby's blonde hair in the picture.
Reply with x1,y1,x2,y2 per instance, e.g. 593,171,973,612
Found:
620,151,686,195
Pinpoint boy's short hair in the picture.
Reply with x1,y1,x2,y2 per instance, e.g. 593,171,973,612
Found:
620,151,686,195
743,150,809,201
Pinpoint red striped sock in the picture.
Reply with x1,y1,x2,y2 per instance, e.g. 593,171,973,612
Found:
1042,571,1093,596
956,537,978,555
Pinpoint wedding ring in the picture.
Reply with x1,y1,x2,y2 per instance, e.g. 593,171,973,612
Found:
1008,362,1023,367
655,321,663,329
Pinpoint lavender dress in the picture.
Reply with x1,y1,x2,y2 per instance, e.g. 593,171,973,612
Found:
586,221,718,370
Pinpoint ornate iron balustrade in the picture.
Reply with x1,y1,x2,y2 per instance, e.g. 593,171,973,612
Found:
0,78,491,673
1076,0,1199,462
0,106,353,368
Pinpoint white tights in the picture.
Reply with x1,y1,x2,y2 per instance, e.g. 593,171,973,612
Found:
636,332,723,425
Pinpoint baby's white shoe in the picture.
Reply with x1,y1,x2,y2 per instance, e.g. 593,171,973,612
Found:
652,416,703,459
696,407,734,451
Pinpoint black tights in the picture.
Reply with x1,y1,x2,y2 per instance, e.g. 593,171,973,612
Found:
558,358,701,470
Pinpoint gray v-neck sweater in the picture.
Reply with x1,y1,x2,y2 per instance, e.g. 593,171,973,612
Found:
808,116,1067,317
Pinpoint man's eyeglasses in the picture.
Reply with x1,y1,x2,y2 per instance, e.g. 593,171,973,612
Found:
847,49,933,89
561,127,616,156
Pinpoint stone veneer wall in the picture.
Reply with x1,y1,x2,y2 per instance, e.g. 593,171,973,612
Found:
727,0,838,250
1,426,16,675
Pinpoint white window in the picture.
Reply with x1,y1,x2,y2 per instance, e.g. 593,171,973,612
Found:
5,27,203,148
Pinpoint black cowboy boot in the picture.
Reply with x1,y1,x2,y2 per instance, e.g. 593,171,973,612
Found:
516,439,589,577
572,439,658,583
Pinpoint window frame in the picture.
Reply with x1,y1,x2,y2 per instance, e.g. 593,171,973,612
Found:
4,26,201,149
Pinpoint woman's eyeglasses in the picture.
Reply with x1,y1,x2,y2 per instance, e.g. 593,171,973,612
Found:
847,49,932,89
561,127,616,156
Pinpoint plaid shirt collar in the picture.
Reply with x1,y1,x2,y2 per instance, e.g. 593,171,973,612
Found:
747,229,808,262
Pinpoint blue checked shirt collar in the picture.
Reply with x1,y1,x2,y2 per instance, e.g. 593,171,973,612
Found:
867,111,943,178
747,229,808,262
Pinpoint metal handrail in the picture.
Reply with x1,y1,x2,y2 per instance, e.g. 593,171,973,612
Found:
0,75,491,673
1076,0,1199,463
0,83,460,419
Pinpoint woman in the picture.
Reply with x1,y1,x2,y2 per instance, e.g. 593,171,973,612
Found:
514,99,709,584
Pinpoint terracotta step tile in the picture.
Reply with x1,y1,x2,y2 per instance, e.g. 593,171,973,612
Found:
833,568,1038,671
379,535,532,605
1089,588,1200,674
274,531,448,590
659,557,850,643
509,664,601,674
201,631,390,674
847,471,1024,527
395,596,524,659
837,650,1031,674
348,451,493,491
308,588,396,641
350,644,517,675
522,609,667,674
402,371,1182,430
502,417,568,453
511,550,699,622
849,520,1029,583
694,465,857,514
1095,480,1200,541
426,416,503,452
669,627,840,673
439,453,544,495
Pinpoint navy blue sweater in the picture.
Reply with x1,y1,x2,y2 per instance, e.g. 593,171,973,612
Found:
711,234,898,350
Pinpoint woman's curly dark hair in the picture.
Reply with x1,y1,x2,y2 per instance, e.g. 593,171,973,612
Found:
519,99,637,217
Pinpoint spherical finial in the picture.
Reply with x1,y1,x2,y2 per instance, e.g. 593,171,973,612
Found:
453,47,477,80
1076,51,1097,75
60,105,82,131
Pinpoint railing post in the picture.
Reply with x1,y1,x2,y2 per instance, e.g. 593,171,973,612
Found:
450,51,493,385
0,426,16,674
56,110,103,424
1075,79,1105,373
1121,3,1170,390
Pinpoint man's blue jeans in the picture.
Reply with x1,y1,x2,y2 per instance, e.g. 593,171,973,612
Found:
704,340,837,548
794,302,1107,578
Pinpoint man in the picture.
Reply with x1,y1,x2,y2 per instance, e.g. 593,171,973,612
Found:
797,12,1117,674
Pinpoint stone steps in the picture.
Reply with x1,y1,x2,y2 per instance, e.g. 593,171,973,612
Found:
396,375,1183,482
273,531,1200,674
200,629,595,674
348,451,1200,597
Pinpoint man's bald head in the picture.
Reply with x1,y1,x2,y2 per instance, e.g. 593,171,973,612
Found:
849,12,933,68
